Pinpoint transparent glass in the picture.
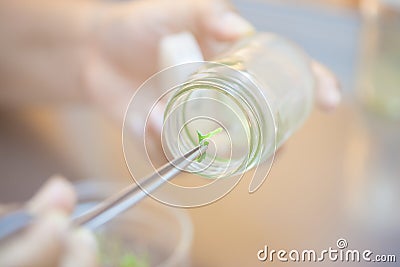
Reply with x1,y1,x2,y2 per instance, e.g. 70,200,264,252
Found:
358,0,400,120
74,181,193,267
163,33,315,178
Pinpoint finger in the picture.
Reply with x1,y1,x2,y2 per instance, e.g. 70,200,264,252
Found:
0,211,68,267
156,0,255,58
197,0,255,41
93,0,254,76
311,61,341,111
61,228,98,267
28,175,76,215
112,0,254,41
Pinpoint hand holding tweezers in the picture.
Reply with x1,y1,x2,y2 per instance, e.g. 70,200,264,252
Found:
0,143,207,241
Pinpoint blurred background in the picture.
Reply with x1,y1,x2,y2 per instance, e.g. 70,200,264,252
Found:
0,0,399,266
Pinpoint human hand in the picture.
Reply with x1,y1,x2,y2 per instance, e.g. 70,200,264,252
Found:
82,0,257,125
0,177,98,267
83,0,341,126
0,0,340,125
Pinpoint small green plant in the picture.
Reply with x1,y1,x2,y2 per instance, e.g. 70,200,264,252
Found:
120,254,148,267
196,127,223,162
96,233,149,267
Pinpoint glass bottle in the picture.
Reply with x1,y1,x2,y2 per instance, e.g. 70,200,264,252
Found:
162,33,315,179
358,0,400,119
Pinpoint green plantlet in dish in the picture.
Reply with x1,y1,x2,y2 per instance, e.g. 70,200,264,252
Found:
196,127,223,162
96,233,149,267
120,254,148,267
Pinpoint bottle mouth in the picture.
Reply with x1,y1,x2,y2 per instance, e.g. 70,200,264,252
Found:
162,64,275,178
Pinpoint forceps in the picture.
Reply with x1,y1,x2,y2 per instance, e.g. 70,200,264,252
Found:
0,143,207,241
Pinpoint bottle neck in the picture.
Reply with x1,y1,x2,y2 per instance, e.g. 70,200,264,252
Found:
164,63,276,178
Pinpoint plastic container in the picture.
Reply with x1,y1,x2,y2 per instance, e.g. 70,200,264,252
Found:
74,181,193,267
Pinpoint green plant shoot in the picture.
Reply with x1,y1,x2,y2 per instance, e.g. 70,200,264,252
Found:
196,127,223,162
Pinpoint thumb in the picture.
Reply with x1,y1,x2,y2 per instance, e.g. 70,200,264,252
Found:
28,175,76,215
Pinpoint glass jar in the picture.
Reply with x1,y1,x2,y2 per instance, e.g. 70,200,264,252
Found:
162,33,315,179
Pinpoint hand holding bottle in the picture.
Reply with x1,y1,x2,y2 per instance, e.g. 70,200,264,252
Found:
0,0,340,128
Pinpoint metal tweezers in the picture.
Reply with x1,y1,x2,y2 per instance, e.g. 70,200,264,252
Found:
0,144,207,242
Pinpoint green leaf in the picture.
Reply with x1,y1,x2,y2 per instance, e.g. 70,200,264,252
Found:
196,127,223,162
